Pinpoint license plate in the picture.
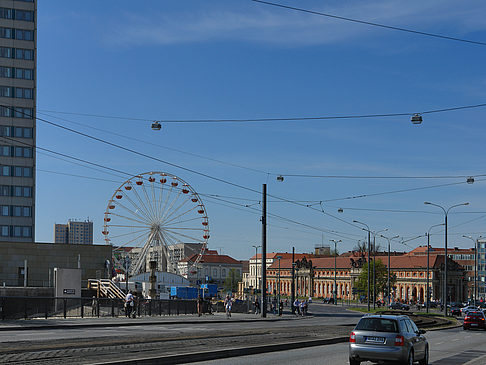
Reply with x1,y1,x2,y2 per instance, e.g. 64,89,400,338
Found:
365,336,385,343
471,323,478,326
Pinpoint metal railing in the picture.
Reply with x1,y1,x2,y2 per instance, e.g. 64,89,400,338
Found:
88,279,125,299
0,296,208,320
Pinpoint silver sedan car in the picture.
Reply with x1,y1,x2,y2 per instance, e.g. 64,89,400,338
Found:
349,314,428,365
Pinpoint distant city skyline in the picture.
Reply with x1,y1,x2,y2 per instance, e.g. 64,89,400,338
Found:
34,0,486,260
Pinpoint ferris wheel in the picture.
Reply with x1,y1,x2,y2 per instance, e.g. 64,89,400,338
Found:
102,172,209,276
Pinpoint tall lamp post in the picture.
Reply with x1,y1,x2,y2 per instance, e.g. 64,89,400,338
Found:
330,240,341,305
379,234,399,308
463,235,482,306
353,220,371,311
372,229,388,309
424,201,469,316
291,247,295,314
426,223,445,313
276,256,282,305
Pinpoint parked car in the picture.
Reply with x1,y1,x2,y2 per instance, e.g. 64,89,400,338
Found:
461,305,479,315
463,311,486,330
450,306,461,316
389,302,410,311
349,314,428,365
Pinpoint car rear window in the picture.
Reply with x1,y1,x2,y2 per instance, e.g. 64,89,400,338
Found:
355,318,399,333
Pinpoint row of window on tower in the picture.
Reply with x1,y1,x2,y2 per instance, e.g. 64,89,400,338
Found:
0,225,32,238
0,66,34,80
0,107,33,119
0,27,34,41
0,205,31,217
0,47,34,60
0,165,33,178
0,145,32,158
0,185,32,198
0,86,33,99
0,8,34,22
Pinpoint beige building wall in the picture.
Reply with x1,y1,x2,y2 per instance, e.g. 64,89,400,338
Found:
0,241,112,287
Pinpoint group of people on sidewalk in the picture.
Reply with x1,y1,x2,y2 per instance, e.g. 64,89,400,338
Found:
293,298,309,316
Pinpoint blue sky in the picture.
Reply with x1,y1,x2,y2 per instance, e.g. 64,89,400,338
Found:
36,0,486,259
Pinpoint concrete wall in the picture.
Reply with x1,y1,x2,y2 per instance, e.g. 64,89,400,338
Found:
0,241,112,287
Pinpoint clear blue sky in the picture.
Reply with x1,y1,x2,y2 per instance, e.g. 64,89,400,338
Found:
36,0,486,259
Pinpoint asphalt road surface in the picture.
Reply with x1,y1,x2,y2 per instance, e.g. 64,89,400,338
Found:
192,327,486,365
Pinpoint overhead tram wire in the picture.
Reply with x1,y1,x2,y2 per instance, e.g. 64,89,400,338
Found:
13,108,483,235
2,131,358,241
37,111,486,181
250,0,486,47
38,101,486,124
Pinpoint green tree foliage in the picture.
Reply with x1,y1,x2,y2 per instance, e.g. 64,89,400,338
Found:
224,268,241,293
355,259,396,298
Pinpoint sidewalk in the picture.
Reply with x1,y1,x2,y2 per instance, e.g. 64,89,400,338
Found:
0,311,301,331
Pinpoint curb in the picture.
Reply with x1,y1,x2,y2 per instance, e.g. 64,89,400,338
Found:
92,336,350,365
0,316,298,332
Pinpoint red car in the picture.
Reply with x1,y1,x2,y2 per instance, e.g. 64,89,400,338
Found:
463,311,486,330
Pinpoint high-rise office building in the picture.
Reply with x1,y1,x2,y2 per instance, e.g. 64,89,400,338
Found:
0,0,36,242
55,220,93,245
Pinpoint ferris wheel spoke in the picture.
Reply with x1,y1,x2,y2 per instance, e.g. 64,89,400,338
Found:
109,228,150,240
131,185,157,223
111,230,150,248
108,224,151,229
163,228,204,243
140,180,157,221
159,184,175,223
164,215,202,226
163,226,205,231
160,190,183,223
110,212,150,226
114,198,153,223
156,182,167,223
119,192,154,222
162,198,193,225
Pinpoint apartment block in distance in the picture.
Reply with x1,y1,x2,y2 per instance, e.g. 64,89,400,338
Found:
55,219,93,245
0,0,36,242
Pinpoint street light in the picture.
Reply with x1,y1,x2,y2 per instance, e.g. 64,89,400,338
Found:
372,228,388,309
463,235,483,306
353,220,371,311
330,240,341,305
424,201,469,316
426,223,445,313
276,256,282,305
379,234,399,308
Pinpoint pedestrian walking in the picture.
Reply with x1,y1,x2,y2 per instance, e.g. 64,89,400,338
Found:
254,298,260,314
279,300,283,316
197,295,203,317
125,291,134,318
91,296,97,317
294,298,300,315
224,295,232,318
300,300,305,316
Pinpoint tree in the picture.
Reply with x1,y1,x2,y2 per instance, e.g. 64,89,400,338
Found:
353,240,367,254
355,260,396,300
223,268,241,293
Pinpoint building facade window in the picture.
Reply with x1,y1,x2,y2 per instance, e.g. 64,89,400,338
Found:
0,8,34,21
0,107,33,119
0,67,34,80
0,27,34,40
0,47,34,60
0,86,34,99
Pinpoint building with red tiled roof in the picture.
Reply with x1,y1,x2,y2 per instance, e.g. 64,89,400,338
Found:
262,252,466,304
177,251,242,286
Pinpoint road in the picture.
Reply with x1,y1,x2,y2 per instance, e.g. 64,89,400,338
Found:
192,326,486,365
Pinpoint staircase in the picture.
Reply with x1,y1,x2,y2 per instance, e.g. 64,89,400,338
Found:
88,279,125,299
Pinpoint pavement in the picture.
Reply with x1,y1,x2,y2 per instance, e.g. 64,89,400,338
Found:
0,309,462,364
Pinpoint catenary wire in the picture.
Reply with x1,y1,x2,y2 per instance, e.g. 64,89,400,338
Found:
250,0,486,47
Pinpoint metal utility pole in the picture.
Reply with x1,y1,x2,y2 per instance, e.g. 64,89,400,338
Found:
261,184,267,318
291,246,295,314
354,220,371,312
330,239,341,305
425,202,469,316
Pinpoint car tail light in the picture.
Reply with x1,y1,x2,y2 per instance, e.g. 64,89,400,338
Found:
465,316,469,321
349,332,356,343
395,335,405,346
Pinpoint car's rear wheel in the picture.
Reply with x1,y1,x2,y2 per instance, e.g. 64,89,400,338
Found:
349,357,360,365
419,346,429,365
